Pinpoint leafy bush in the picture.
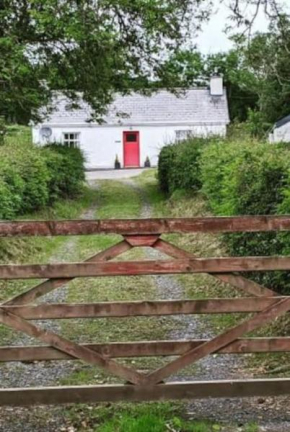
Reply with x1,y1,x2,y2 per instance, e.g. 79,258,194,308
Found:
0,142,85,219
0,143,49,216
158,138,208,194
45,144,85,198
158,137,290,294
158,145,177,193
201,140,290,294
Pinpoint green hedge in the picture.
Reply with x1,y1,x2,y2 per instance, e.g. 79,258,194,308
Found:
201,141,288,216
158,145,176,193
0,142,85,219
158,138,208,194
44,144,85,201
158,138,290,294
201,140,290,294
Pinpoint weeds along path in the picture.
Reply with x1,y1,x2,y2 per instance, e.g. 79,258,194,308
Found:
125,173,290,431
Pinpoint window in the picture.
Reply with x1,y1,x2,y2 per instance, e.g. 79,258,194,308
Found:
63,133,80,148
175,130,193,142
126,133,137,142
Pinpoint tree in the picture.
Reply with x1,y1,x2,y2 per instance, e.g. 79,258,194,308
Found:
1,0,288,124
0,0,208,123
232,16,290,129
227,0,286,31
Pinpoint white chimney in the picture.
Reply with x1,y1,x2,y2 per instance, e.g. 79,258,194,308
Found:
210,75,223,96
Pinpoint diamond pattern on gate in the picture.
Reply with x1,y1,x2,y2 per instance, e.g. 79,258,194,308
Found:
0,233,288,387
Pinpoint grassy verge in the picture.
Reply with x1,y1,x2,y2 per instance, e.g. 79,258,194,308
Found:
65,402,236,432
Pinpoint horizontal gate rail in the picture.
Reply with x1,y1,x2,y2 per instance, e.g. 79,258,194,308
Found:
1,216,290,406
1,215,290,237
1,337,290,362
2,256,290,279
1,379,290,406
1,297,289,320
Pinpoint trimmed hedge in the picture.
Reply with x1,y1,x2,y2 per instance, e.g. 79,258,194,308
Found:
201,140,290,294
44,144,85,201
158,138,290,294
0,142,85,219
158,138,209,194
158,145,177,193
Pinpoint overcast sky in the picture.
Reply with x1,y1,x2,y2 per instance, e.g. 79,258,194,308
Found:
196,1,271,53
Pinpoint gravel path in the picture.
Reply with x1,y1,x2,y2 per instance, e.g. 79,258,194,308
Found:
124,179,290,431
86,168,150,181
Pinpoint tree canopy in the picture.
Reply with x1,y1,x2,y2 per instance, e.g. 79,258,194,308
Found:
0,0,289,124
1,0,206,123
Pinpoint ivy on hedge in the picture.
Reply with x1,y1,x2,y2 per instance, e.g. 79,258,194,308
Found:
158,138,290,294
0,142,85,219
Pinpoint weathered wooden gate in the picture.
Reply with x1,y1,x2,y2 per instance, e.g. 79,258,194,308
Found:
1,216,290,406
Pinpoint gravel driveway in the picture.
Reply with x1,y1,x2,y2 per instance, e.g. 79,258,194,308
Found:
86,168,152,181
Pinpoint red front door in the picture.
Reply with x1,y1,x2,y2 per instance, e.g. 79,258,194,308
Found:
123,131,140,167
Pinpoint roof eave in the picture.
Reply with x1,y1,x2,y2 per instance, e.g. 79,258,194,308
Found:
36,120,230,128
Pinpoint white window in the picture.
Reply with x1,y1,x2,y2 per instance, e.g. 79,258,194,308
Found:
175,130,193,142
63,132,80,148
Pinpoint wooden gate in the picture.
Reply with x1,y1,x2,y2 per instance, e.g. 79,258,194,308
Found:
1,216,290,406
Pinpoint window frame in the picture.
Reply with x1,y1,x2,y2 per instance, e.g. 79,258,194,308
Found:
175,130,193,142
63,132,80,148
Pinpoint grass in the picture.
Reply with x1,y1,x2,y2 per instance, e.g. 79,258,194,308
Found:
0,185,99,344
65,400,257,432
93,404,219,432
65,402,216,432
5,124,32,146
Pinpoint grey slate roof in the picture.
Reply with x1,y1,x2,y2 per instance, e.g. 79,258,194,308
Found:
275,114,290,129
42,88,230,126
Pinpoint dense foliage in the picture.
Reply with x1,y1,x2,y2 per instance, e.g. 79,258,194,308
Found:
44,144,85,201
201,140,290,294
1,0,287,125
0,0,208,123
158,138,206,194
158,138,290,293
0,143,85,219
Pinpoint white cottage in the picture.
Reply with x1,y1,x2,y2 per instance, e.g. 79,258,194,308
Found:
269,115,290,143
32,76,229,169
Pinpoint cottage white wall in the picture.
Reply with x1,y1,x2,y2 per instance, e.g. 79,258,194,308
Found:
270,124,290,143
33,123,227,169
